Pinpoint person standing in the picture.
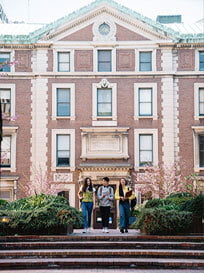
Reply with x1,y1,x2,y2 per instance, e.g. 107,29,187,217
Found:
115,178,135,233
97,177,114,233
78,177,95,233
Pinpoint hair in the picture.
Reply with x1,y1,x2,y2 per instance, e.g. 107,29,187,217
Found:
119,178,127,197
103,177,109,182
82,177,93,192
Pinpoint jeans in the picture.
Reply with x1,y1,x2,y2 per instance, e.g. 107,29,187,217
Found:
119,201,130,229
81,201,93,229
100,206,110,228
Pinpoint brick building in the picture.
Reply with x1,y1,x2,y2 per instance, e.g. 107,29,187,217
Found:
0,0,204,228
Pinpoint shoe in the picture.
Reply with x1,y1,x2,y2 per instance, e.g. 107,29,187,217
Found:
125,229,128,233
120,228,124,233
105,227,109,233
82,228,87,233
87,228,91,233
102,228,105,233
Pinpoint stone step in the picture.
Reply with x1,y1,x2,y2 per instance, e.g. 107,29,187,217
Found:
1,240,203,250
0,249,203,259
0,234,203,242
0,257,203,270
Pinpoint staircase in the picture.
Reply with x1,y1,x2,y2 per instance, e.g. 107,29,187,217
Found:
0,230,203,270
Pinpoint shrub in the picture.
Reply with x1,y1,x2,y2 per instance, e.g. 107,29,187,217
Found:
0,194,83,235
0,199,9,209
133,208,192,235
180,193,204,218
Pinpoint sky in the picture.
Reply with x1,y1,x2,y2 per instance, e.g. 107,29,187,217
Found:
0,0,203,25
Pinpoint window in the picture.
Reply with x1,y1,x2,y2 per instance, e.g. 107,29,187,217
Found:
139,52,152,71
199,135,204,167
139,134,153,166
92,79,117,126
57,88,70,116
199,88,204,116
134,83,157,120
58,52,70,72
52,83,75,120
98,50,112,72
134,129,158,169
0,53,10,72
139,88,152,116
0,136,11,167
57,135,70,167
52,129,75,170
97,88,112,116
0,89,11,116
199,51,204,71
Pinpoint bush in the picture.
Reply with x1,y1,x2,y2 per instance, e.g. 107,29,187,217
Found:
132,208,192,235
0,194,83,235
0,199,9,209
180,193,204,218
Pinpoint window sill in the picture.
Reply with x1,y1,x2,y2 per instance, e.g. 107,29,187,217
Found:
52,116,76,120
134,115,157,120
194,115,204,120
51,166,75,171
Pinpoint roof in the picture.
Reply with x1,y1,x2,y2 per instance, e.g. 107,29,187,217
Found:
0,0,203,44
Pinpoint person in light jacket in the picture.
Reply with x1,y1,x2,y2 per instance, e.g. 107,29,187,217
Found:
97,177,114,233
115,178,135,233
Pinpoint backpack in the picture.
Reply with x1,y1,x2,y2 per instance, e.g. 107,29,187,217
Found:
130,197,137,210
97,186,114,207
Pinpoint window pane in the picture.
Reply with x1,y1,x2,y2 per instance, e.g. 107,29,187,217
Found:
57,103,70,116
199,135,204,167
58,63,70,72
140,63,152,71
0,136,11,167
98,50,111,61
140,52,152,62
0,89,11,115
58,135,70,149
57,89,70,116
98,103,112,116
139,103,152,115
140,135,152,150
200,52,204,71
140,151,152,163
97,89,112,102
58,52,70,62
0,53,10,72
57,135,70,166
98,62,111,72
139,89,152,102
57,89,70,102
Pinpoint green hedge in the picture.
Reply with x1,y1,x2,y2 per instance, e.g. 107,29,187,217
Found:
132,208,192,235
0,194,83,235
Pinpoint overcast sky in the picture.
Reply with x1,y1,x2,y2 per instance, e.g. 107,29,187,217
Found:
0,0,203,24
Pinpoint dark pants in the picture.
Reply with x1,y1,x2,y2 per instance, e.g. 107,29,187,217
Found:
100,206,110,228
119,201,130,229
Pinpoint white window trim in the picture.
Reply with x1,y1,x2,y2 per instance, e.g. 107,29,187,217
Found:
195,49,204,72
0,83,16,117
93,47,116,73
52,83,75,120
1,126,18,172
0,50,15,73
53,48,74,72
92,79,117,126
192,126,204,172
51,129,75,171
194,83,204,120
135,49,156,72
134,128,158,170
134,83,157,120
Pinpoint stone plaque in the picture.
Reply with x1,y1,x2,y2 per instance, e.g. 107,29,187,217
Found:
53,173,73,183
89,135,120,152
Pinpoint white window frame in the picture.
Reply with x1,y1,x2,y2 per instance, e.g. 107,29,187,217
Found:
134,83,157,120
194,83,204,120
53,48,74,72
134,128,158,170
195,49,204,71
92,79,117,126
0,50,15,73
51,129,75,171
0,84,15,117
93,47,116,73
52,83,75,120
135,49,156,72
192,126,204,172
1,126,18,172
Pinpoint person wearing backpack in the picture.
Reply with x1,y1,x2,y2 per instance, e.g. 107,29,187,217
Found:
78,177,96,233
115,178,136,233
97,177,114,233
